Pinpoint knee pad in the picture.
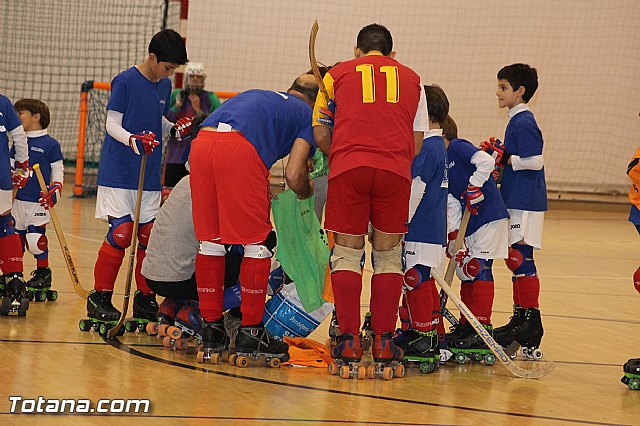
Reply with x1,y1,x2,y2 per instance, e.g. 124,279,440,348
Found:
403,263,431,291
199,241,226,256
330,244,365,274
244,241,275,259
137,220,154,249
25,225,47,256
505,243,536,276
455,257,494,282
106,215,133,249
372,242,403,275
0,214,16,238
634,267,640,294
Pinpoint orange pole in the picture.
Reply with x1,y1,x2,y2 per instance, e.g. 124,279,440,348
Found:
214,91,238,100
73,91,89,197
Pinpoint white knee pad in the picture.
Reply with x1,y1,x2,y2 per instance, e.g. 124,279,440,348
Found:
244,243,274,259
330,244,365,274
26,232,48,256
372,242,403,275
199,241,226,256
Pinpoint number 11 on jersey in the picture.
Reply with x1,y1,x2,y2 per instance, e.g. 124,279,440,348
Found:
356,64,399,104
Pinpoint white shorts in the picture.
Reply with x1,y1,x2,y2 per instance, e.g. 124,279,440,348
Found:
95,186,160,223
508,209,544,249
465,218,509,259
12,200,50,229
0,189,13,214
404,241,446,276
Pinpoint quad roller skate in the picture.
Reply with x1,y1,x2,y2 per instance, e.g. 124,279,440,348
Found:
79,290,123,336
367,333,405,380
328,333,366,379
449,324,497,366
196,319,230,364
229,323,289,368
123,291,159,333
398,329,440,374
325,309,340,350
25,267,57,302
359,311,373,351
163,302,202,351
622,358,640,390
495,307,544,360
146,298,184,337
0,273,29,317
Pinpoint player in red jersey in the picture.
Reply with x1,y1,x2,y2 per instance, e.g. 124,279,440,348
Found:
313,23,429,378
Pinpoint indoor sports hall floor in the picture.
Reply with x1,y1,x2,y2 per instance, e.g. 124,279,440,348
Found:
0,187,639,425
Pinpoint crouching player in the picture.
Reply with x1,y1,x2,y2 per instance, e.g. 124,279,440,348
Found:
442,116,509,366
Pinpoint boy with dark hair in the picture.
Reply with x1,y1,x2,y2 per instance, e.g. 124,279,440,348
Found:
86,29,189,332
482,63,547,358
313,23,429,379
12,99,63,301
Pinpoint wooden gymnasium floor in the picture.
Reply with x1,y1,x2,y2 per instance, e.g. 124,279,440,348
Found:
1,189,639,425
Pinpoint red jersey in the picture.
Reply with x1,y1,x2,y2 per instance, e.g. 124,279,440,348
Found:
313,52,428,181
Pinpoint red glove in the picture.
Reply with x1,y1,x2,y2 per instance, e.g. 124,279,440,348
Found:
480,137,510,165
462,185,484,215
12,160,31,189
39,182,63,210
129,131,159,155
172,117,193,141
446,230,459,258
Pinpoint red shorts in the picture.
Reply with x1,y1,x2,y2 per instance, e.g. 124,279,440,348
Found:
325,167,410,235
190,131,271,244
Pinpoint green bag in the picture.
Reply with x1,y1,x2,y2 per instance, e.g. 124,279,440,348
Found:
309,149,329,179
272,189,329,312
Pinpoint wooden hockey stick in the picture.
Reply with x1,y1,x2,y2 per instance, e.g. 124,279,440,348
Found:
108,155,147,338
431,267,555,378
439,209,471,326
33,164,90,299
309,20,330,101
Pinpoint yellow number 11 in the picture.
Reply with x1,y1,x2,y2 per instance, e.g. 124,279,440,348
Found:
356,64,399,104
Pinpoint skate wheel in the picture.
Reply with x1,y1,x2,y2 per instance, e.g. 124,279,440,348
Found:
328,361,339,375
99,323,108,336
419,362,435,374
47,290,58,301
163,336,174,349
629,378,640,390
357,365,366,380
146,322,159,335
471,353,483,363
510,352,517,360
196,351,207,364
454,352,468,365
236,356,248,368
79,319,92,332
158,323,170,337
382,366,394,381
366,364,376,379
394,363,405,378
210,352,222,365
125,321,137,333
228,353,238,366
268,357,281,368
35,291,47,302
174,339,188,351
521,347,529,358
531,348,543,361
20,298,29,310
339,365,351,379
484,354,496,366
18,309,26,317
168,326,182,340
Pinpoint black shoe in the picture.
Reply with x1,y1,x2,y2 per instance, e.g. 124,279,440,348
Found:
494,305,523,346
87,290,121,321
452,324,493,349
132,291,159,321
235,323,289,360
446,322,473,346
201,319,230,351
496,307,543,348
26,267,52,290
4,273,27,300
403,329,440,358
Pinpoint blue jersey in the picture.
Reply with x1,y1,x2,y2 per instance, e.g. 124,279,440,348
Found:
447,138,508,235
11,133,63,202
97,67,171,191
200,90,316,169
501,110,547,211
0,94,23,190
406,135,448,245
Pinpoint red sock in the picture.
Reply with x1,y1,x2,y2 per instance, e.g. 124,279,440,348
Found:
406,279,433,332
516,275,540,309
459,282,474,325
135,247,152,294
37,258,49,268
239,257,271,326
94,241,124,292
331,270,362,336
0,234,24,274
370,273,403,335
512,277,520,306
196,253,225,322
471,280,494,324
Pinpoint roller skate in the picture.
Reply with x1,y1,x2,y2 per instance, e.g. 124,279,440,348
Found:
449,324,497,366
163,301,202,351
124,291,159,333
359,311,373,351
196,319,229,364
146,298,183,337
367,333,405,380
325,309,340,350
230,323,289,368
0,273,29,317
399,329,440,374
79,290,122,336
25,267,57,302
495,307,544,360
622,358,640,390
328,333,366,379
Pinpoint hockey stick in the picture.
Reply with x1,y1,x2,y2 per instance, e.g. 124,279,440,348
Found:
439,209,471,326
33,164,90,299
431,268,555,378
309,20,330,102
107,155,147,338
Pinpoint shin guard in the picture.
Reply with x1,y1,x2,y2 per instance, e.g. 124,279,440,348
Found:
94,241,125,292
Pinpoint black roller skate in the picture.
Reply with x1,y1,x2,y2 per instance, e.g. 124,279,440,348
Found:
146,298,184,337
368,332,405,380
495,307,544,360
449,324,496,366
124,291,159,333
622,358,640,390
230,323,289,368
359,311,373,351
0,273,29,317
79,290,122,336
399,329,440,374
196,319,229,364
328,333,366,379
163,301,202,351
25,267,57,302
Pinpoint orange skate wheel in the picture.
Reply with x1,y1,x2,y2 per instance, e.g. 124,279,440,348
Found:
162,336,174,349
357,365,367,380
196,351,207,364
328,361,339,375
210,352,222,365
382,366,393,381
196,343,203,352
174,338,188,351
339,365,351,379
268,357,281,368
394,364,405,378
236,356,249,368
366,364,376,379
146,322,159,335
228,353,238,366
158,324,170,337
168,326,182,339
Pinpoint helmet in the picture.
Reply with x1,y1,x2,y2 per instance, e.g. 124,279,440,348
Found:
184,62,206,92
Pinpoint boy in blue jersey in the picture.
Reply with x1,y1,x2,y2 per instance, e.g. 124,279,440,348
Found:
189,74,318,365
88,29,189,330
394,85,449,373
11,99,63,300
442,115,509,362
482,64,546,357
0,93,30,311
